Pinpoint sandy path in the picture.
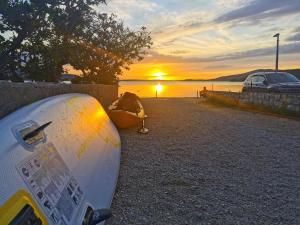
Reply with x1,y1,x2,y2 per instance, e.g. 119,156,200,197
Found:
107,98,300,225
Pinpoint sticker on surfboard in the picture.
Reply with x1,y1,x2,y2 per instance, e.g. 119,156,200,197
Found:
16,143,83,224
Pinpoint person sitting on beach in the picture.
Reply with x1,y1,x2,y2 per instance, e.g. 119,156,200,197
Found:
200,86,208,98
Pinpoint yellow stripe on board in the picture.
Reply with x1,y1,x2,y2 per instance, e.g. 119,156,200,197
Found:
0,190,49,225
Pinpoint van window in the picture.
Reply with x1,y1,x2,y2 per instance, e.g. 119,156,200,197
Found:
266,73,299,83
251,76,259,83
256,75,266,83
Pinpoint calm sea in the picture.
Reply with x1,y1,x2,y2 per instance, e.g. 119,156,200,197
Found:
119,81,243,98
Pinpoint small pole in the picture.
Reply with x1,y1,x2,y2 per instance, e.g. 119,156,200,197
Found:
156,90,158,98
197,90,199,98
212,84,214,91
273,33,280,72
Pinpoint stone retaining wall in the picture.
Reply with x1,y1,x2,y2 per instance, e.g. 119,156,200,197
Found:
0,82,118,119
207,91,300,115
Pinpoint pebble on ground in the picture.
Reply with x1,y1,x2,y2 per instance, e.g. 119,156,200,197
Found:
107,98,300,225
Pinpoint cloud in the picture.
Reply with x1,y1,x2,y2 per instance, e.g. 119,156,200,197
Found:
215,0,300,23
211,42,300,60
286,27,300,42
204,64,233,70
287,33,300,42
151,13,213,43
100,0,300,71
169,50,191,55
96,0,159,27
294,27,300,33
144,42,300,64
152,0,300,49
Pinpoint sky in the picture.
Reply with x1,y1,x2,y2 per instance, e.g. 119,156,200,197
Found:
98,0,300,80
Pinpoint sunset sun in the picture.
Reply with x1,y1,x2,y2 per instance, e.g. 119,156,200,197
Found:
152,72,166,80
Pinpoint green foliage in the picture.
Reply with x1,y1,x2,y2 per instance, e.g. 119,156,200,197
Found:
0,0,152,83
69,14,152,84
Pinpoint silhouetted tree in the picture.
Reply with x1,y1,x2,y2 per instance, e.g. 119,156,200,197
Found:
0,0,152,83
0,0,51,81
68,14,152,84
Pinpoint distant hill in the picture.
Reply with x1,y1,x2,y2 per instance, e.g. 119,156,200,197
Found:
212,69,300,82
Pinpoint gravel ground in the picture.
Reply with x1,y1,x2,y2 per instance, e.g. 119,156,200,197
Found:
107,98,300,225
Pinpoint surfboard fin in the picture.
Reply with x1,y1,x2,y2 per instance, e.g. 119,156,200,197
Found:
82,207,112,225
22,121,52,142
90,209,112,224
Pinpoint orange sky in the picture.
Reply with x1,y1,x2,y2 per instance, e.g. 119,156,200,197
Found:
65,1,300,81
67,53,300,81
120,54,300,80
97,0,300,81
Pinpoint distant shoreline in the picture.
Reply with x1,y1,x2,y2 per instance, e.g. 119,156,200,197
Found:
120,68,300,82
120,80,242,82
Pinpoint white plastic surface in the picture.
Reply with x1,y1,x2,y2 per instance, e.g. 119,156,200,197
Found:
0,94,121,225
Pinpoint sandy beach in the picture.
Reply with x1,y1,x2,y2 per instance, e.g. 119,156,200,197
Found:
107,98,300,225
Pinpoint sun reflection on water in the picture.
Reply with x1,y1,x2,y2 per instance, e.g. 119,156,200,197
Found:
155,83,164,94
119,81,243,98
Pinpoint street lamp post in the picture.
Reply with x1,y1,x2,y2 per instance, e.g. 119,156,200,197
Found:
273,33,280,72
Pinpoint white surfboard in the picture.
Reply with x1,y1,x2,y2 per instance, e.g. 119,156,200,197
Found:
0,94,121,225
